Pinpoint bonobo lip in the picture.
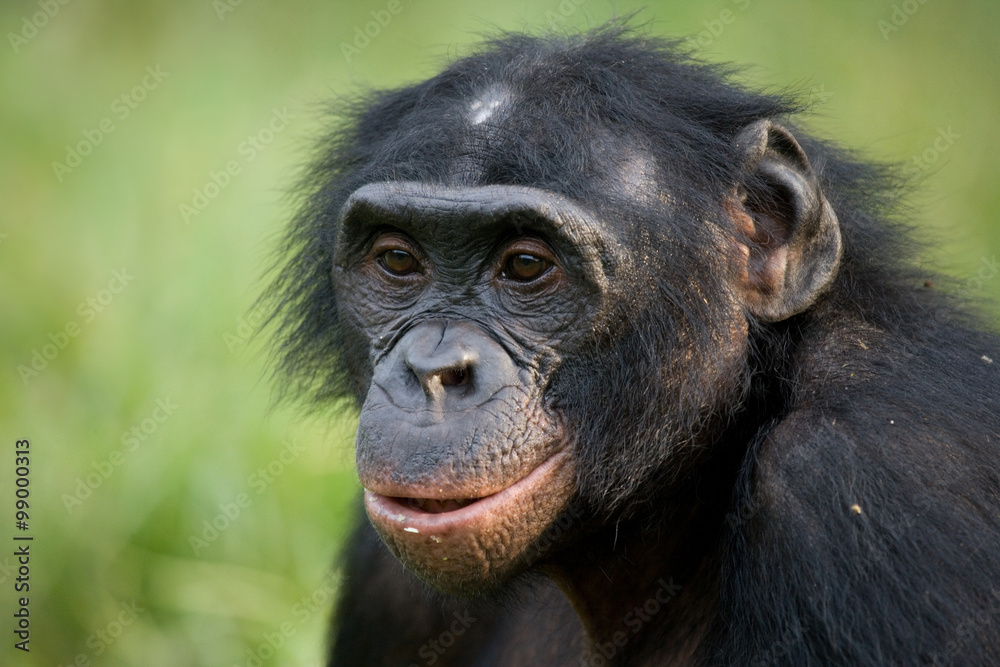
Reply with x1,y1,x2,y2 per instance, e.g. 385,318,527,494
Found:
364,449,570,537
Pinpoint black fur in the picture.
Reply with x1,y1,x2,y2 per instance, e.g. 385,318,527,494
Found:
265,25,1000,666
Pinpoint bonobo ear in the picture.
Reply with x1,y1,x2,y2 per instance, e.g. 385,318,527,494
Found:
729,120,842,321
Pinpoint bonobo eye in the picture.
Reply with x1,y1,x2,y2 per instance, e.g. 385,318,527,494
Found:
504,254,550,281
379,248,419,276
500,238,556,283
371,234,423,278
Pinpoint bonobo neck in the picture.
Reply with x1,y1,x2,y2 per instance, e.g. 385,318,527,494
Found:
543,497,725,666
542,443,742,667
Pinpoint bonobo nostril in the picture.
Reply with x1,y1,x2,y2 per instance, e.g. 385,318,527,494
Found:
389,321,509,406
438,367,470,387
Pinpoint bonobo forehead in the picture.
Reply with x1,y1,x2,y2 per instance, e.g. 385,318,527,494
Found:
457,93,668,208
470,105,668,205
356,73,674,213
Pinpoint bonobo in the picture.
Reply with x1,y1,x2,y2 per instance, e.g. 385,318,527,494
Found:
266,26,1000,666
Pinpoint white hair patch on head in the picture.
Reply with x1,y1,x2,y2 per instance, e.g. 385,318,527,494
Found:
468,86,509,125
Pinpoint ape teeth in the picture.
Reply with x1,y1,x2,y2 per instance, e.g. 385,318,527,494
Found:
404,497,479,514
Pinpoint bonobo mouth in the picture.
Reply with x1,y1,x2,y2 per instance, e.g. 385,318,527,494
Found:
398,497,480,513
365,449,569,532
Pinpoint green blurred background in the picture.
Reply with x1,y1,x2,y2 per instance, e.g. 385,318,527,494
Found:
0,1,997,665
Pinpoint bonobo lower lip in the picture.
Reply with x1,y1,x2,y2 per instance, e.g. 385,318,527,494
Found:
364,449,571,537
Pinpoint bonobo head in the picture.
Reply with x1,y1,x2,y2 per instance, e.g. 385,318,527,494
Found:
269,28,840,596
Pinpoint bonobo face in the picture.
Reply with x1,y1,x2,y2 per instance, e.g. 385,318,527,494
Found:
332,182,618,594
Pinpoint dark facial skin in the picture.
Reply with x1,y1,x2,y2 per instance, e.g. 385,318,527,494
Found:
332,182,616,594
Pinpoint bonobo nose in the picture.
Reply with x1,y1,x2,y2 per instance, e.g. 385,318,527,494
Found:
375,320,519,412
405,329,478,397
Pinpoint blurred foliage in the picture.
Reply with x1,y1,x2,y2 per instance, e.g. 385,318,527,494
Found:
0,0,997,665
